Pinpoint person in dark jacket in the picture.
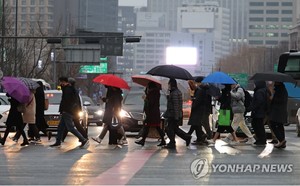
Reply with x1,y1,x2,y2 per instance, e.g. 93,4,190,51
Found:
50,77,89,148
269,82,288,148
187,78,212,144
164,78,191,149
247,81,268,146
0,95,28,146
135,82,166,146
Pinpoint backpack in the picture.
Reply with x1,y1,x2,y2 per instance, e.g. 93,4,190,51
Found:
242,88,252,110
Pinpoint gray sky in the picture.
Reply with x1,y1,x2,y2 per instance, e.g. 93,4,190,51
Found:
118,0,147,7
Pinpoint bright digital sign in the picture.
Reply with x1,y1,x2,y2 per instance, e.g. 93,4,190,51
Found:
166,47,197,65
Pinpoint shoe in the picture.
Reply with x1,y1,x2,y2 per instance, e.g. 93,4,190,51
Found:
47,131,52,141
9,136,18,142
135,139,145,146
80,139,90,149
91,136,102,144
268,139,278,144
50,143,61,148
222,137,231,143
164,143,176,149
186,135,192,146
34,139,42,144
207,139,215,144
157,141,166,146
274,140,286,148
245,137,256,145
20,141,29,146
28,138,34,142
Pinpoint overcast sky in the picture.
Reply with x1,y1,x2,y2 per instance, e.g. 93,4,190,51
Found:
118,0,147,7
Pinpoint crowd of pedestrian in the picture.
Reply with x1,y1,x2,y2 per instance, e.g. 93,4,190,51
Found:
0,74,289,151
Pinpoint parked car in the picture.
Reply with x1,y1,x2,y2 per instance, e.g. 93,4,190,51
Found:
81,95,104,126
120,90,167,132
44,90,88,134
0,93,10,130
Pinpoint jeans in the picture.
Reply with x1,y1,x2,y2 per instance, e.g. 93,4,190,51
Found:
55,112,86,144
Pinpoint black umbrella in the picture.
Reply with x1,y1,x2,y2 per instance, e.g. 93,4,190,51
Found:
249,72,296,84
146,65,193,80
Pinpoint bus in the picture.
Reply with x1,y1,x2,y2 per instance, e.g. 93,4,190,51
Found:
277,50,300,136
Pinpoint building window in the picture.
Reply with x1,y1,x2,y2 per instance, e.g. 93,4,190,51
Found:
249,32,264,37
249,17,264,22
30,7,35,12
249,10,264,14
266,17,279,22
266,10,279,14
266,33,278,37
249,25,264,29
265,40,278,45
266,2,279,6
21,7,26,13
30,0,35,5
21,0,26,5
249,40,263,45
266,25,279,29
282,10,292,14
282,17,293,22
250,2,264,6
281,33,288,37
282,2,293,6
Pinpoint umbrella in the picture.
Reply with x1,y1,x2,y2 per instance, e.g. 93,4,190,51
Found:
146,65,193,80
1,76,31,103
201,71,237,84
131,75,162,89
18,77,40,90
249,72,296,84
93,74,130,90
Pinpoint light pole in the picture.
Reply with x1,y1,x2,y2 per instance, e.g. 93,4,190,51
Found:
1,0,5,71
47,38,62,88
14,0,17,76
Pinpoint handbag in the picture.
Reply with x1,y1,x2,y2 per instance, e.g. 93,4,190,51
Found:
218,109,231,126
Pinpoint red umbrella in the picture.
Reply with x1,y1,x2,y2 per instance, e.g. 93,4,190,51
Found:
131,75,162,89
93,74,130,90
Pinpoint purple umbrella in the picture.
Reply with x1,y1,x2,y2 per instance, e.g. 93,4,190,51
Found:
1,76,31,103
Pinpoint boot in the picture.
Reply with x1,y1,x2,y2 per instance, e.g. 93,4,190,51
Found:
135,139,145,146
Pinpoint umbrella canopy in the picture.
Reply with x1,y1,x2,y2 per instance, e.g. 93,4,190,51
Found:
1,76,31,103
131,75,162,89
249,72,296,84
93,74,130,90
201,71,237,84
146,65,193,80
18,77,40,90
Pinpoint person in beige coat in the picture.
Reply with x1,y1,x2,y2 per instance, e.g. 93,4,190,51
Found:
23,91,41,142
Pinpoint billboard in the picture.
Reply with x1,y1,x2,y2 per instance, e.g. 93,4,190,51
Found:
166,47,197,65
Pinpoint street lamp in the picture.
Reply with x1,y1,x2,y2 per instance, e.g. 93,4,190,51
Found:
47,38,62,88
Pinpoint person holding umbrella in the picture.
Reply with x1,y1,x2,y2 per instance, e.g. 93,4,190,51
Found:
164,78,191,149
269,82,288,148
135,82,166,146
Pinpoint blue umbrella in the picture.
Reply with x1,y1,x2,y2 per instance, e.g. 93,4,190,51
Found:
201,72,237,84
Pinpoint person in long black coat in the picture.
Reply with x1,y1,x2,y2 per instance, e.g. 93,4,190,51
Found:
269,82,288,148
247,81,268,145
0,94,28,146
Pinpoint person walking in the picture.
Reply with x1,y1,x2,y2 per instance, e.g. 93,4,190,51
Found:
23,90,41,143
50,77,89,148
0,94,28,146
247,81,268,146
188,78,212,145
35,81,51,140
92,86,127,145
164,78,191,149
269,82,288,148
135,82,166,146
61,78,88,142
207,84,238,145
224,84,256,144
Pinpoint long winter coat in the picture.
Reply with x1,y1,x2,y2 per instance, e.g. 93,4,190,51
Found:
248,81,268,119
165,87,183,121
35,82,48,130
23,93,36,124
144,87,161,127
269,83,288,123
6,95,23,127
188,85,211,126
102,87,123,124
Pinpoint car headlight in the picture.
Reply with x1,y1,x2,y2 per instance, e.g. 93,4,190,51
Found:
95,110,103,116
78,111,84,117
119,109,131,118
